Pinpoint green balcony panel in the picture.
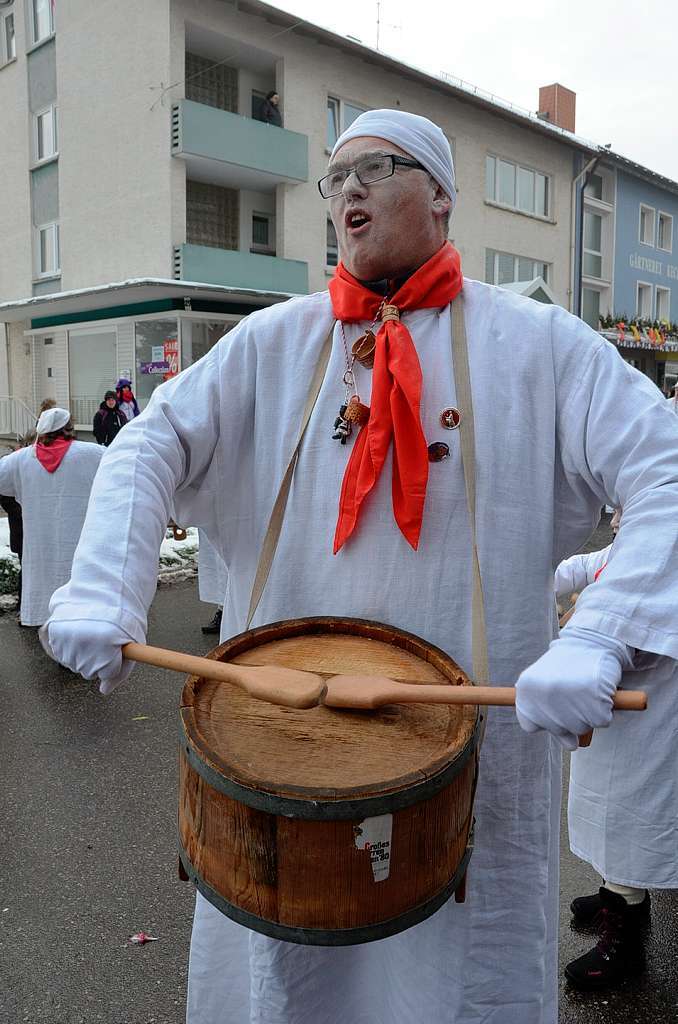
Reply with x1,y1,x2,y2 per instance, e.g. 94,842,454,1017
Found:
178,244,308,295
173,100,308,188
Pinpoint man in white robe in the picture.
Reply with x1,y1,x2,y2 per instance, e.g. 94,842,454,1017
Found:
555,511,678,990
43,111,678,1023
0,408,103,627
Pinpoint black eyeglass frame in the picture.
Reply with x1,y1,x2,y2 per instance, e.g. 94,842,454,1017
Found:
317,155,426,198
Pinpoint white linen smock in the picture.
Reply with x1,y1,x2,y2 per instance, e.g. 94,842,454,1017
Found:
560,547,678,889
0,441,103,625
47,280,678,1024
197,529,229,605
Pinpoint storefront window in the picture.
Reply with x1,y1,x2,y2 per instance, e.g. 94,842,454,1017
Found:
181,320,235,370
68,328,117,425
135,319,178,409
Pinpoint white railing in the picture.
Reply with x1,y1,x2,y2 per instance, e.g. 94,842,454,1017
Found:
71,396,101,428
0,396,37,440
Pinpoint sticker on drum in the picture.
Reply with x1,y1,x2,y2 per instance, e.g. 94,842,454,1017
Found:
354,814,393,882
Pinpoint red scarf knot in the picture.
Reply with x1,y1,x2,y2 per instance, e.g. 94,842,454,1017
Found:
329,241,463,553
35,437,73,473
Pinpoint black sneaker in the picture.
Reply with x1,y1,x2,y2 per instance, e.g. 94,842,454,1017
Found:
565,888,647,991
570,887,650,926
201,608,222,635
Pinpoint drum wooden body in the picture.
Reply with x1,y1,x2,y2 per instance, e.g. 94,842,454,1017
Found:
179,617,481,946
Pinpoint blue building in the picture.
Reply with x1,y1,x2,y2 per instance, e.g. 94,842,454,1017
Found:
577,154,678,389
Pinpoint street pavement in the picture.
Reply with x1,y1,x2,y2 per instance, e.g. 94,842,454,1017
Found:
1,518,676,1023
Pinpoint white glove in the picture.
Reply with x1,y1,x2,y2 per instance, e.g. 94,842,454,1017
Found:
515,626,633,751
40,619,139,695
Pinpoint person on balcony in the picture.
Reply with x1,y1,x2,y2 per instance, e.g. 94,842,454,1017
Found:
261,90,282,127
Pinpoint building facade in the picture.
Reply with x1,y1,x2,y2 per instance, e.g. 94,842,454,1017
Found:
0,0,604,433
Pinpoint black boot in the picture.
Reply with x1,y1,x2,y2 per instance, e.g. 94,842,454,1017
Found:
201,607,222,635
571,887,650,927
565,887,647,991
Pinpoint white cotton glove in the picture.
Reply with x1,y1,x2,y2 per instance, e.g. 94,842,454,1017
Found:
515,626,633,751
40,620,139,695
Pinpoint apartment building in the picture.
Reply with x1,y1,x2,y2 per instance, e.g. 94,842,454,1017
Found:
0,0,599,432
574,153,678,387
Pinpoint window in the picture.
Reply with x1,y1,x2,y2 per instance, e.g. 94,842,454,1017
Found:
68,328,117,426
639,204,655,246
34,105,57,162
36,222,59,276
181,320,235,369
582,288,601,329
584,173,603,201
186,181,238,250
30,0,53,45
484,249,549,286
135,319,178,409
583,211,603,279
656,286,670,321
658,212,673,253
486,155,550,217
185,51,237,113
250,212,275,255
1,9,15,63
326,218,338,268
327,96,368,150
636,282,652,319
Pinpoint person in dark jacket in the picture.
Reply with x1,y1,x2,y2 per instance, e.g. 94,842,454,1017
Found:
93,391,127,446
260,90,282,127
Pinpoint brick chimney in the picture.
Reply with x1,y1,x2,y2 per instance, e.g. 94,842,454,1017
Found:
537,84,576,133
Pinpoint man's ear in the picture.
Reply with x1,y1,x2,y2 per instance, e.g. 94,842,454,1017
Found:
431,180,452,218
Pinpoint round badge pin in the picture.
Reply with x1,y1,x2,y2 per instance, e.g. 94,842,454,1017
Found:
427,441,450,463
440,407,461,430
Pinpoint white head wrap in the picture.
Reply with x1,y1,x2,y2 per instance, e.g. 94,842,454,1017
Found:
330,109,456,207
36,407,71,437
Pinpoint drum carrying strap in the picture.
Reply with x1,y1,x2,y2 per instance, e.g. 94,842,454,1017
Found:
246,300,490,693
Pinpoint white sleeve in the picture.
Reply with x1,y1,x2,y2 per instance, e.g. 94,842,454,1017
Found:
47,328,252,640
0,450,19,497
554,310,678,659
554,544,612,597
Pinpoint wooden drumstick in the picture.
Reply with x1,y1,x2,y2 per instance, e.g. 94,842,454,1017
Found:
323,676,646,748
122,642,326,710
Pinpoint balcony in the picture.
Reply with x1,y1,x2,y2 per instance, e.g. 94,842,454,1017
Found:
174,244,308,295
171,100,308,190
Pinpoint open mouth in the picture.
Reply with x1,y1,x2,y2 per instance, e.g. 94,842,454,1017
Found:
346,210,372,232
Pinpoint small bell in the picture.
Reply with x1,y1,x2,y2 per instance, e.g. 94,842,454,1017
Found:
351,330,377,369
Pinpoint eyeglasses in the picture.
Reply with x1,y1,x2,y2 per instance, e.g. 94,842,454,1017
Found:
318,154,426,199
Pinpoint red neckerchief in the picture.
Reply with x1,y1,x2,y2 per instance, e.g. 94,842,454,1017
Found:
35,437,73,473
329,241,463,553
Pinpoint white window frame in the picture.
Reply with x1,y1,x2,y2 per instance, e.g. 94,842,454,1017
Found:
656,285,671,322
657,211,673,254
636,281,653,319
582,210,603,281
1,7,16,65
485,154,551,219
581,286,602,329
485,248,549,286
326,95,368,152
29,0,54,46
250,211,275,256
35,221,60,278
33,104,58,163
639,204,656,247
326,216,338,270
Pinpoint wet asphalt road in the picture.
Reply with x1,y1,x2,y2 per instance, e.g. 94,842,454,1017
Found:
1,516,676,1023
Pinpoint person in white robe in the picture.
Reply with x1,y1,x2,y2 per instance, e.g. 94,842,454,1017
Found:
197,529,228,634
42,111,678,1024
554,509,678,990
0,408,103,627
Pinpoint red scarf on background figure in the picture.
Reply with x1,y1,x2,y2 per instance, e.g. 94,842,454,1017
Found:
329,241,463,553
35,437,73,473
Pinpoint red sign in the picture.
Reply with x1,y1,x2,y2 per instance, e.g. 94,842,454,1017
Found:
163,339,179,380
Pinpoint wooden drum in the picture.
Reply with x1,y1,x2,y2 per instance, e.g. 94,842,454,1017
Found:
178,617,481,946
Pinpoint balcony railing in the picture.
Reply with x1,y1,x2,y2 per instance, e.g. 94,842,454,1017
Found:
0,397,37,440
174,244,308,295
172,100,308,189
